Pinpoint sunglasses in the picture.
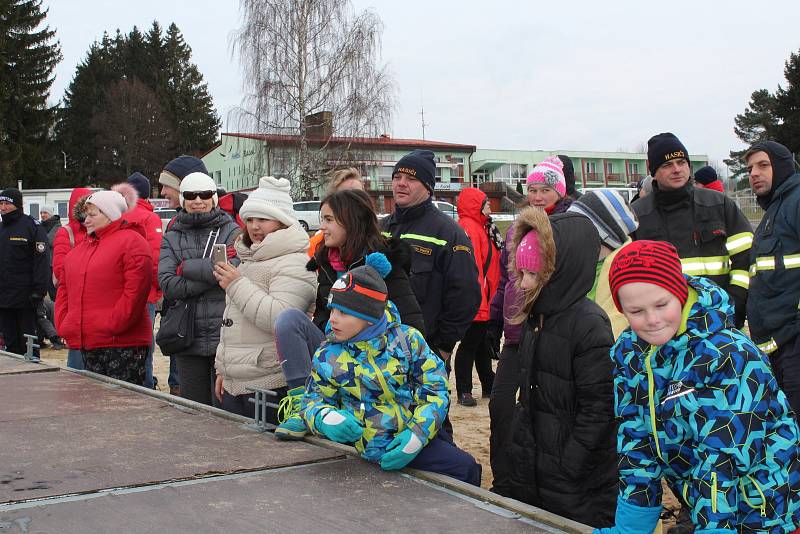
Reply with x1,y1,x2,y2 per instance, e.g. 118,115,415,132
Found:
182,190,215,201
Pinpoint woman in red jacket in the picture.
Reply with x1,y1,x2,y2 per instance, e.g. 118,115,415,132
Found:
55,190,153,385
454,188,501,406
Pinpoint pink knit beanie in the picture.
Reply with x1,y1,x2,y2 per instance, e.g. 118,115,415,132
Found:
526,156,566,198
515,230,542,273
85,190,128,222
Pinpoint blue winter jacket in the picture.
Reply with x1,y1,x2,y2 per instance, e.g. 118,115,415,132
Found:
613,275,800,532
301,302,449,463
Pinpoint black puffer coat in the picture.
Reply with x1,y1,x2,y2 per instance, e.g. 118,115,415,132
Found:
504,210,617,527
308,237,425,336
158,209,241,358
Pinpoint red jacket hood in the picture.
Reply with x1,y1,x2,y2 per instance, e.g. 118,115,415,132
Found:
67,187,93,233
457,187,488,225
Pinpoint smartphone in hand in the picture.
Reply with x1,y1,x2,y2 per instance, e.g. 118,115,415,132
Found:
211,243,228,264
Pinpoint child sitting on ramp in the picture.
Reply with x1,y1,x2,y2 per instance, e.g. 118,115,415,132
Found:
300,252,481,486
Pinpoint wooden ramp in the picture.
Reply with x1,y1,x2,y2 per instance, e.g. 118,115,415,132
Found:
0,354,592,533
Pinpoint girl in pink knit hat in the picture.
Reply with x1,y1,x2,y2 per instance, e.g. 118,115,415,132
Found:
525,156,570,214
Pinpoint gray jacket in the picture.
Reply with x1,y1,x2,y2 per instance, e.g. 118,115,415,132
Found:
158,209,241,358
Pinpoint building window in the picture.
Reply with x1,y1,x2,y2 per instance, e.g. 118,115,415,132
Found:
57,202,68,218
435,166,443,182
628,163,639,175
493,164,527,183
585,161,596,174
378,165,393,180
29,203,39,219
606,162,614,174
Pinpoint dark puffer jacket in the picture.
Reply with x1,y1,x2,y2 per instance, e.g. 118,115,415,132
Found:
158,209,241,358
308,237,425,336
503,209,617,527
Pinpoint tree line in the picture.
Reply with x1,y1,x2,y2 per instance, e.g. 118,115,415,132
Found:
0,0,219,190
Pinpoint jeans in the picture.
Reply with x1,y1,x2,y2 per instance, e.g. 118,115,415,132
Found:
488,343,519,494
454,321,495,396
143,303,155,389
175,355,215,406
67,349,84,370
274,308,325,389
407,430,482,486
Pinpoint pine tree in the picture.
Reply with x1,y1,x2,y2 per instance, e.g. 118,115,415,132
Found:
725,89,780,177
0,0,62,188
55,21,220,186
775,50,800,154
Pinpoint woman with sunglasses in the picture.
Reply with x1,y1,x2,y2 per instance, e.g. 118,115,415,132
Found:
158,172,241,405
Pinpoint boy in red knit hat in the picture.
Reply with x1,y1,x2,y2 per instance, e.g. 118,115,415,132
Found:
597,240,800,533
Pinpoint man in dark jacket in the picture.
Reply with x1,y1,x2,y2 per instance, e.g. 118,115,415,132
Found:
380,149,481,363
0,188,50,357
39,205,61,300
632,133,753,327
745,140,800,414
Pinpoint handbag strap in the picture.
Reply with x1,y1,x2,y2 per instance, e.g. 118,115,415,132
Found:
202,228,220,258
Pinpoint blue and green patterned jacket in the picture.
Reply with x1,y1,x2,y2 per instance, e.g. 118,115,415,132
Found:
301,301,449,463
613,275,800,532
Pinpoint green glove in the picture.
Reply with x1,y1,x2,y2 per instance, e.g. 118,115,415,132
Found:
379,429,423,471
314,408,364,443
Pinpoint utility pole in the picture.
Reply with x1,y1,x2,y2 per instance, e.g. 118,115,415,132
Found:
419,98,427,140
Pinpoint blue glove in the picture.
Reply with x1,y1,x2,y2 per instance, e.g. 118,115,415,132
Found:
593,499,662,534
314,408,364,444
379,429,424,471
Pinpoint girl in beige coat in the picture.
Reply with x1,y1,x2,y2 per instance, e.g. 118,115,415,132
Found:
213,177,317,420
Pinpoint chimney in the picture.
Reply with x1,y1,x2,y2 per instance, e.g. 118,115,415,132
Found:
303,111,333,138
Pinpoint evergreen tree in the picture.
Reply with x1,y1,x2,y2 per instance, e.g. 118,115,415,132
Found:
775,50,800,154
0,0,62,188
55,21,219,186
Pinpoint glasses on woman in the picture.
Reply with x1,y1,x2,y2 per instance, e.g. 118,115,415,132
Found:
182,190,215,201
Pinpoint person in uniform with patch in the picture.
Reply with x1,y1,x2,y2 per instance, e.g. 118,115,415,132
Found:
380,149,481,366
0,188,51,357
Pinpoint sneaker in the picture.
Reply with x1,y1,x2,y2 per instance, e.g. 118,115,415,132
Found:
274,386,308,440
49,336,67,350
457,392,477,407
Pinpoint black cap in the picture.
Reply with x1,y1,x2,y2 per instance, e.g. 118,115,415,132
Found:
0,188,23,209
693,166,717,185
647,133,690,176
393,150,436,192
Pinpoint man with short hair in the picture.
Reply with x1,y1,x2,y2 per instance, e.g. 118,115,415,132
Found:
745,141,800,414
631,133,753,327
0,188,50,357
158,155,209,209
380,149,481,364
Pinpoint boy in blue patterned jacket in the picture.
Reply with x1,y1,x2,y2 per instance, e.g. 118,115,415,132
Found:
597,240,800,533
300,253,481,485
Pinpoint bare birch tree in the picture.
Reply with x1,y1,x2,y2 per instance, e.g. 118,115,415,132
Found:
233,0,394,199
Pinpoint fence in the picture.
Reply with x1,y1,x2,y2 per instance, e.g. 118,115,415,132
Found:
729,190,763,226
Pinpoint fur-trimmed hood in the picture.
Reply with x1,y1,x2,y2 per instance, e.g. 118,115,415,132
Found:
510,206,556,295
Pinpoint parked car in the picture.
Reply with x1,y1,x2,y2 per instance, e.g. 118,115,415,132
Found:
154,208,178,232
293,201,321,231
433,200,458,220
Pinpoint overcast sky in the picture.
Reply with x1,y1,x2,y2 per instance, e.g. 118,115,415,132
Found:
46,1,800,174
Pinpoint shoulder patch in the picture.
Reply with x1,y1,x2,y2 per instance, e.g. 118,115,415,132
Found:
453,245,471,253
35,241,46,253
413,245,432,256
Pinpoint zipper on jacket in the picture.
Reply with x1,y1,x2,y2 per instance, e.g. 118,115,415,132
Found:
365,349,404,432
711,471,718,513
643,345,664,462
740,475,767,517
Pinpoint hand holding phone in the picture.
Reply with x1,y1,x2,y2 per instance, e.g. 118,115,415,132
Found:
211,243,228,264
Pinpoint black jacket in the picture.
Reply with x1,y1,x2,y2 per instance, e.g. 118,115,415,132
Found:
632,183,752,327
308,237,425,336
158,209,241,358
749,160,800,351
380,199,480,352
505,212,617,527
0,209,50,309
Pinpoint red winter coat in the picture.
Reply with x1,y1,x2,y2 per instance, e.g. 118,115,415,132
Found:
121,198,164,303
457,188,500,322
55,219,153,350
52,187,92,285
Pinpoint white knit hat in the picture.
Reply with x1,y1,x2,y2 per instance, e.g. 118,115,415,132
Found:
85,190,128,223
239,176,297,227
179,172,218,208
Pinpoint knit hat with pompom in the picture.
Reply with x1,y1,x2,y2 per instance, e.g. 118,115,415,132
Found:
327,252,392,323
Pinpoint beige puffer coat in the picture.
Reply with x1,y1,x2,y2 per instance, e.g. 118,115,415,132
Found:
215,224,317,394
